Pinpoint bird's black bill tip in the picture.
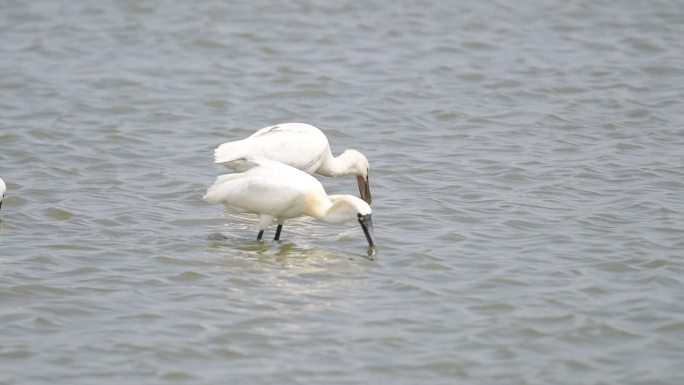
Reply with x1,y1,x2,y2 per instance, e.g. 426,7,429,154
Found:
357,175,372,205
365,246,377,260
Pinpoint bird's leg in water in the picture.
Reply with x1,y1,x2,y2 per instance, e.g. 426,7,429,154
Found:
257,230,264,240
274,225,283,241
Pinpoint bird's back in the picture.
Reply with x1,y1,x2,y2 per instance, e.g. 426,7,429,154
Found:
214,123,330,173
204,158,326,219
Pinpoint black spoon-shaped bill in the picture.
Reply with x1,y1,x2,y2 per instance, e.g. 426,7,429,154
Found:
357,174,372,205
357,213,374,248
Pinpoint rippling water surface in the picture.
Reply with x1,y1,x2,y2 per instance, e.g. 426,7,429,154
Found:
2,1,684,384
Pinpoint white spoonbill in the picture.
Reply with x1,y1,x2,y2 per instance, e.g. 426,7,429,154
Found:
203,157,374,247
0,177,5,213
213,123,372,204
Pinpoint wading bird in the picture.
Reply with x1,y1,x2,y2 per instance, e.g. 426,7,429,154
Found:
213,123,372,204
203,157,374,248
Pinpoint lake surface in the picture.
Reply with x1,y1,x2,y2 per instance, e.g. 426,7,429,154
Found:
1,0,684,384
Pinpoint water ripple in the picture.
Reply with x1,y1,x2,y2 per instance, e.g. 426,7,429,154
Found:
2,0,684,384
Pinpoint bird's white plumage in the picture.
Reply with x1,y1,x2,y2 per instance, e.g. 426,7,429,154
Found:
204,157,318,220
213,123,372,204
203,157,372,243
215,123,329,173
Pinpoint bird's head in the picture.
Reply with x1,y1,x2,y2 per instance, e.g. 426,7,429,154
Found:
327,195,374,248
341,149,372,205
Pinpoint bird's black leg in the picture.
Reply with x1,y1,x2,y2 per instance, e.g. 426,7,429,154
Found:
273,224,283,241
257,230,264,240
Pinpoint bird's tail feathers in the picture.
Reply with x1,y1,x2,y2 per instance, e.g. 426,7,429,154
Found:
203,173,243,204
214,140,248,165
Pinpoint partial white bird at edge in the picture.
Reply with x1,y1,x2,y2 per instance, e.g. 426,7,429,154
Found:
0,177,5,213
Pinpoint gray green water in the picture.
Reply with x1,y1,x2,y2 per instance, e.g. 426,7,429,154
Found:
2,1,684,384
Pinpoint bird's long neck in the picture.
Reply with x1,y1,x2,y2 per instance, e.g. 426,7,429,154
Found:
304,194,351,224
316,150,355,177
304,194,333,221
